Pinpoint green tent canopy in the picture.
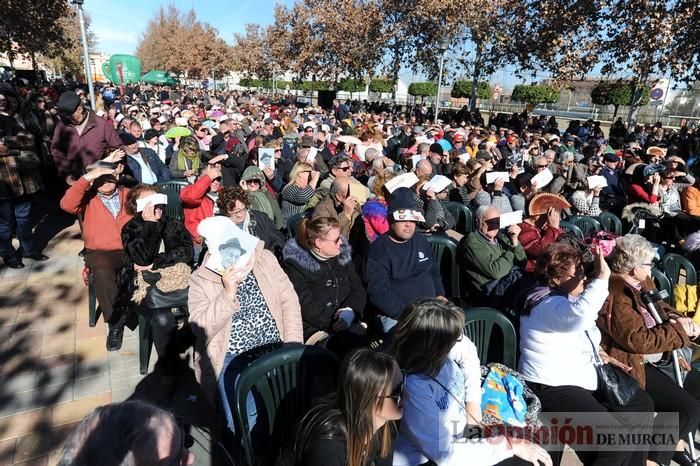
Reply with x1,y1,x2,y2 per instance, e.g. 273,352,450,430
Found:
140,70,177,85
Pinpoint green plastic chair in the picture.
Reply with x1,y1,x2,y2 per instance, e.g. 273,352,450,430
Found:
599,211,622,235
661,252,697,287
156,180,189,222
426,234,461,299
230,344,340,466
444,201,474,235
463,307,517,368
650,267,674,306
559,220,584,240
286,212,309,239
567,216,602,237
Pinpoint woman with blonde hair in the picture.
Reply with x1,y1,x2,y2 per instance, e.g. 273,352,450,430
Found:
280,162,319,222
169,135,201,180
282,216,367,356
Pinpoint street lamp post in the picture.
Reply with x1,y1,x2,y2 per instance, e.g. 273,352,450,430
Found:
89,58,96,83
434,38,449,124
71,0,95,109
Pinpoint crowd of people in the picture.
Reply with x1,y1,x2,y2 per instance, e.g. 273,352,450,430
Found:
3,79,700,465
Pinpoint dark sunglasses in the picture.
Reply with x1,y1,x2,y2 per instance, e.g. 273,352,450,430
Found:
337,165,352,172
379,374,405,406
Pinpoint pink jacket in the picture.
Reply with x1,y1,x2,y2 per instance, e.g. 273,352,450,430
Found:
187,243,303,404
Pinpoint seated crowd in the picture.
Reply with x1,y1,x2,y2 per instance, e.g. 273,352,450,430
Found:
30,84,700,466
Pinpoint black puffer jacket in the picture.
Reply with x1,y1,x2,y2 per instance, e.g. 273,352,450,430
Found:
249,209,285,260
116,216,194,316
282,237,366,340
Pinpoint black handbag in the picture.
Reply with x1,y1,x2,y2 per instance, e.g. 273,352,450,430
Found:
141,271,189,318
586,331,640,407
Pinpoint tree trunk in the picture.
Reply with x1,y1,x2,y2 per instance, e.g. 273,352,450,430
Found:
627,72,648,127
30,51,39,84
469,42,483,112
613,104,619,120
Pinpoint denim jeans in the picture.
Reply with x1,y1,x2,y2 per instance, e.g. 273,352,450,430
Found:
217,352,258,434
0,196,36,258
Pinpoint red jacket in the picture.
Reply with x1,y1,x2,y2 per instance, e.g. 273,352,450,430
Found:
627,183,658,204
180,175,215,242
51,111,123,179
518,221,563,272
59,176,132,251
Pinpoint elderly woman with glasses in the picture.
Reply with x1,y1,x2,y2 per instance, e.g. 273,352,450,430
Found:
517,242,654,466
169,136,202,181
217,186,285,258
598,234,700,466
282,217,367,357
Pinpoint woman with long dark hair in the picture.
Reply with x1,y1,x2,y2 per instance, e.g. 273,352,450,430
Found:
295,348,403,466
391,299,551,466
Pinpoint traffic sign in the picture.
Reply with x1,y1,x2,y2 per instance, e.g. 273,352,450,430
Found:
650,88,664,100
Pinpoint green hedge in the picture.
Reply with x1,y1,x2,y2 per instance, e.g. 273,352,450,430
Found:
511,84,560,105
369,79,394,93
451,80,492,100
408,82,438,97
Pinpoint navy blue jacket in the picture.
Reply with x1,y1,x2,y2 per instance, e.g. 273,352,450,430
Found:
125,148,170,184
364,232,444,320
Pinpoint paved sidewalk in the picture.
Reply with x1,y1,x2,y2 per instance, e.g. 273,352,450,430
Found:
0,205,221,465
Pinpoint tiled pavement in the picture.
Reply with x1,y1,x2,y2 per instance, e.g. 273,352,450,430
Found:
0,201,222,465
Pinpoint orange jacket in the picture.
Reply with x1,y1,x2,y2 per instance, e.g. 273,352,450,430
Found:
60,176,132,251
682,186,700,216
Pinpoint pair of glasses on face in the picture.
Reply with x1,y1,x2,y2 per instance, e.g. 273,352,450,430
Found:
337,165,352,172
319,235,341,245
379,373,405,406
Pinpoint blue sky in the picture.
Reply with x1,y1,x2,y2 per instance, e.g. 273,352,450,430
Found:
83,0,540,89
85,0,294,56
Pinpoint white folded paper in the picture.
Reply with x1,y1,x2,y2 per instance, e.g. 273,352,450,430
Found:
587,175,608,189
136,193,168,212
355,144,368,162
531,168,553,189
411,154,423,170
258,147,275,171
305,147,318,164
385,172,419,193
499,210,523,229
197,216,261,275
421,175,453,193
486,171,510,184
